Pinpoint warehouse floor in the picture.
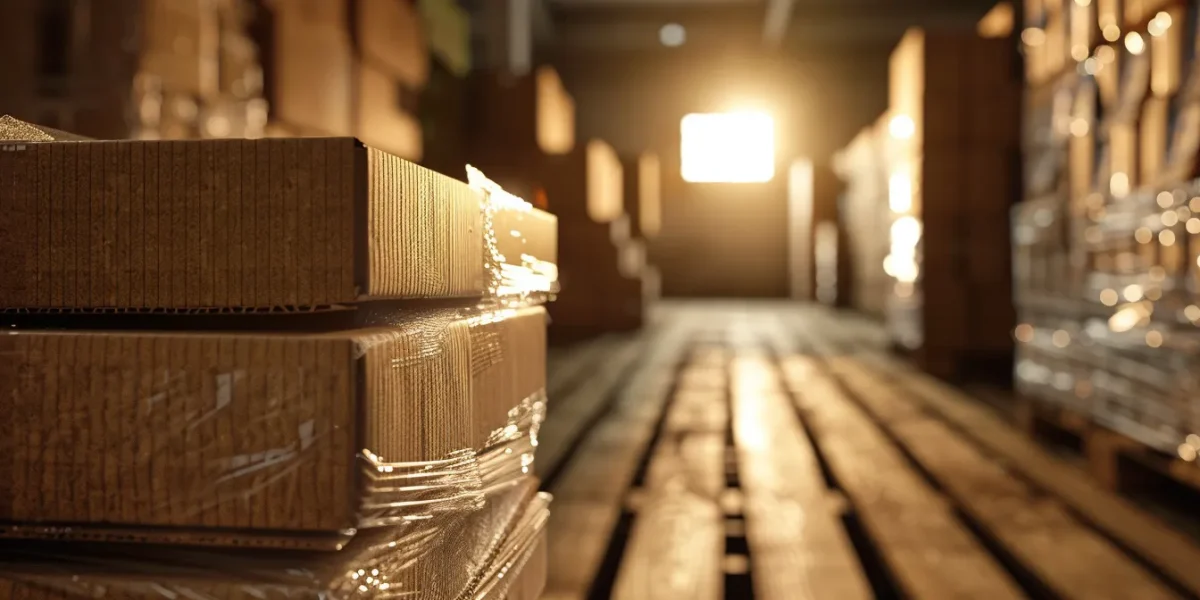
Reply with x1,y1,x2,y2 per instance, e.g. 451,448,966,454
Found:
536,302,1200,600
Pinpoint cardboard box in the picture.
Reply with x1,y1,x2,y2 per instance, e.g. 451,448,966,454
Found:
357,62,424,160
0,137,488,310
356,0,428,89
0,306,547,541
268,1,353,135
0,477,548,599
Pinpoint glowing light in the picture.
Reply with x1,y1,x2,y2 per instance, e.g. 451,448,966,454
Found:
1022,28,1046,46
1096,45,1116,63
1135,227,1153,244
1070,118,1090,137
1149,11,1173,37
1185,305,1200,322
1075,0,1091,6
1191,197,1200,212
1125,32,1146,55
1100,289,1119,306
889,115,916,140
1147,330,1164,348
888,171,912,212
1109,305,1144,332
1014,324,1034,343
660,23,686,47
1103,25,1121,42
1188,218,1200,234
891,216,922,248
1052,330,1071,348
680,112,774,183
1158,191,1175,208
1180,444,1198,462
1110,172,1130,197
1072,45,1090,61
1124,284,1144,302
1161,230,1177,246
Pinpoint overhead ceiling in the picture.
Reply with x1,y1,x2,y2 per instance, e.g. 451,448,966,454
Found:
544,0,1003,54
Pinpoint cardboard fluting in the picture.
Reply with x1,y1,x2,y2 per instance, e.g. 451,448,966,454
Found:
0,306,546,541
0,135,556,312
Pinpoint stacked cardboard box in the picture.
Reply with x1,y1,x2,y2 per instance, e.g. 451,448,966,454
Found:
0,120,555,599
545,140,649,340
874,28,1021,380
136,0,267,141
463,67,650,339
833,116,891,318
1013,0,1200,454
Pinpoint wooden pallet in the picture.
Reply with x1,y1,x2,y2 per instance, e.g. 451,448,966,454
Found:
539,304,1200,600
1015,392,1200,508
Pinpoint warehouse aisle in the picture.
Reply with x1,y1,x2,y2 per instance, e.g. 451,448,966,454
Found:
538,302,1200,600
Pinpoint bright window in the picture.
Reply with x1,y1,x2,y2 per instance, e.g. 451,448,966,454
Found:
680,111,775,183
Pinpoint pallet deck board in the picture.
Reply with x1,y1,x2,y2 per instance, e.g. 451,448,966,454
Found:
731,356,873,600
787,358,1026,599
612,365,726,600
861,350,1200,597
829,357,1180,599
538,303,1200,600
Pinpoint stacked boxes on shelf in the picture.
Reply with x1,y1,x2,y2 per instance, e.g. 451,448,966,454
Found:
877,27,1021,380
136,0,268,141
467,67,654,339
1014,0,1200,455
0,119,556,599
544,140,650,339
0,0,441,162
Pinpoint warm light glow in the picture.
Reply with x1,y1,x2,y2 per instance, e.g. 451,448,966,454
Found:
1096,45,1116,63
1070,118,1090,137
1149,11,1173,37
1147,330,1164,348
1163,211,1180,226
1110,172,1130,197
660,23,686,47
1100,289,1119,306
1124,284,1144,302
891,216,922,248
1014,324,1034,343
1052,330,1071,348
1103,25,1121,42
1022,28,1046,46
889,115,916,140
1125,32,1146,55
888,171,912,212
1158,191,1174,208
680,111,775,183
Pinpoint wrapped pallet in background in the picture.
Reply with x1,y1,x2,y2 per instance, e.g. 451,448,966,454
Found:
1014,0,1200,470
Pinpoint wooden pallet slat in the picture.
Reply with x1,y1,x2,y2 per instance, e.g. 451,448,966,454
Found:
790,359,1027,599
829,357,1180,599
731,357,872,600
861,351,1200,597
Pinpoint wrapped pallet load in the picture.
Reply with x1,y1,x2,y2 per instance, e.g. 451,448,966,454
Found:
0,117,556,600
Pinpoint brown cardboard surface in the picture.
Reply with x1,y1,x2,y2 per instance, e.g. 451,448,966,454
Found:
0,137,486,310
356,0,429,89
0,477,547,600
0,306,547,540
357,62,424,160
271,6,353,135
